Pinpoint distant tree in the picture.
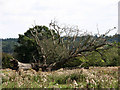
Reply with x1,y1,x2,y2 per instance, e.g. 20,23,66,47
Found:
2,38,18,54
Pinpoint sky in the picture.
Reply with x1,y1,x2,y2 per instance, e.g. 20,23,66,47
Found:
0,0,119,38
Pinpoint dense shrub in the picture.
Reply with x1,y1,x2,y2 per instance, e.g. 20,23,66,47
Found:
2,53,13,68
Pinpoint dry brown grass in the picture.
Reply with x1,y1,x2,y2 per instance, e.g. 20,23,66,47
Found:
0,66,119,88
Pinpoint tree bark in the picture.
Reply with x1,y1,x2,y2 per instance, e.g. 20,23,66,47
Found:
9,59,40,71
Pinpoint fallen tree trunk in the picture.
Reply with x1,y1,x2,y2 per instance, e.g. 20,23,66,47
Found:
18,61,32,70
9,59,40,71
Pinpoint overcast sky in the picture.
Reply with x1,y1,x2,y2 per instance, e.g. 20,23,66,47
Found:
0,0,119,38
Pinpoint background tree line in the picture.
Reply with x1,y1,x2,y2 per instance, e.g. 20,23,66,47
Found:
2,35,120,54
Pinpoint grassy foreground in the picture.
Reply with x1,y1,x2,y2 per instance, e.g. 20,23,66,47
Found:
0,67,119,88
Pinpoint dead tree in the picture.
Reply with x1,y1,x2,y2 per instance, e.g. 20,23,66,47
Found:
28,21,115,71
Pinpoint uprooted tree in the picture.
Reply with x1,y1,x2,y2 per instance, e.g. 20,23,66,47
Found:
14,21,116,71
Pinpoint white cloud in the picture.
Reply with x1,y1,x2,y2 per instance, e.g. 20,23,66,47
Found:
0,0,119,38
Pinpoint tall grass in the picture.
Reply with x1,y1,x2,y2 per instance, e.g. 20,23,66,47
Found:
1,67,119,88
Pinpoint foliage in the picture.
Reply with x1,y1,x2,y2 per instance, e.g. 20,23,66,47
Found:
63,57,84,68
2,53,13,68
14,25,57,63
64,43,120,67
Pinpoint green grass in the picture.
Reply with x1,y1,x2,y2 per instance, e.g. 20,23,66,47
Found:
48,72,86,84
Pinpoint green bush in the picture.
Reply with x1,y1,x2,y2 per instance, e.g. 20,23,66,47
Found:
2,53,13,68
63,43,120,68
63,57,83,68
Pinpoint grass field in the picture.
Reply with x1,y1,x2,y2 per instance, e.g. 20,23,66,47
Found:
0,66,119,88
